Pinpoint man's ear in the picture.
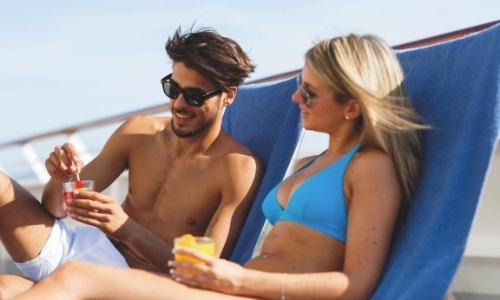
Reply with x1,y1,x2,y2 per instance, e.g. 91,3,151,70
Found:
223,87,238,106
345,98,362,120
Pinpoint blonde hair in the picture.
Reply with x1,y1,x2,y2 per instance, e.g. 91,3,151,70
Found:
305,34,427,211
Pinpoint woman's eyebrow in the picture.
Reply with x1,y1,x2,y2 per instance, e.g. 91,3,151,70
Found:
303,81,320,93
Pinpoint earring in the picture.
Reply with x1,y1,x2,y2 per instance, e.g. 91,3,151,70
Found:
345,116,350,120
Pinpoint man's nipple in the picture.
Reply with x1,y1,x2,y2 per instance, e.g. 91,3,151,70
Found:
185,217,197,226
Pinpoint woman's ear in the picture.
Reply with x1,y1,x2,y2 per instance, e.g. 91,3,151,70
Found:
223,87,238,107
345,98,362,120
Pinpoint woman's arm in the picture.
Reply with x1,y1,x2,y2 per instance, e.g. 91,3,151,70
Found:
340,149,401,298
14,149,401,300
170,250,350,299
171,149,401,300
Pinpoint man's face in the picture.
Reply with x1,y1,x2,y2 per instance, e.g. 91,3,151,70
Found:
168,62,223,138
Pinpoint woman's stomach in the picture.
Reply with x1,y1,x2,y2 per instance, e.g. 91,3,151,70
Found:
244,220,345,273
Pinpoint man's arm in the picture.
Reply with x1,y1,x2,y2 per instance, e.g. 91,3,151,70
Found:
41,118,132,218
205,152,264,259
65,188,174,273
68,151,263,273
119,151,262,270
50,116,176,273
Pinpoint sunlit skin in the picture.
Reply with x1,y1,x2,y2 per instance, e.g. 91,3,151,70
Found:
10,64,401,300
0,62,263,298
57,63,262,270
243,65,359,274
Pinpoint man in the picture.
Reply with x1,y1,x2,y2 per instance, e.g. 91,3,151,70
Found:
0,26,262,297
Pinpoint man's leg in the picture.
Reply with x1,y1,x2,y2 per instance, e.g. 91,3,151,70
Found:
0,170,54,262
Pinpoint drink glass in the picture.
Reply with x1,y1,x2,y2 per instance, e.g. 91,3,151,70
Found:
174,234,216,266
62,180,95,213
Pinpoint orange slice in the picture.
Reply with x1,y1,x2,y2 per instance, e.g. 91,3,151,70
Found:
179,234,196,246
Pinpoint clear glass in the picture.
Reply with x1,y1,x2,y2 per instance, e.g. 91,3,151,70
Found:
174,235,216,265
62,180,95,207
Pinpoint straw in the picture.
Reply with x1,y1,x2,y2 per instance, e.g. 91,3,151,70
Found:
75,167,80,181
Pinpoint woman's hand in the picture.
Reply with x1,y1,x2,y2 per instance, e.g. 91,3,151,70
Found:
168,248,247,295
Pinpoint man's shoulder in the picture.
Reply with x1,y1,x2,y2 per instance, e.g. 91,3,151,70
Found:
218,133,257,158
215,135,262,173
102,115,172,155
119,115,171,135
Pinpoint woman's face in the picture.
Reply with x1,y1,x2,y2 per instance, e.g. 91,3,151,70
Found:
292,65,350,134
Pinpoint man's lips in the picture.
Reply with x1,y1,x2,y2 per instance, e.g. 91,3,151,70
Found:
173,110,195,123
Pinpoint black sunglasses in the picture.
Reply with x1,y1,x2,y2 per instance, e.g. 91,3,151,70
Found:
161,74,222,107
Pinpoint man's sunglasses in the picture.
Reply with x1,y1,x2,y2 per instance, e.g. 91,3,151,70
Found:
161,74,222,107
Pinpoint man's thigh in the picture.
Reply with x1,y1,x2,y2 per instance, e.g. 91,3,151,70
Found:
0,171,54,262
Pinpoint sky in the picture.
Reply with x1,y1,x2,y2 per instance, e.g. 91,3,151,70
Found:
0,0,499,180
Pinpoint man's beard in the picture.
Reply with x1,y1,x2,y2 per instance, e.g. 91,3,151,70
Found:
171,109,219,138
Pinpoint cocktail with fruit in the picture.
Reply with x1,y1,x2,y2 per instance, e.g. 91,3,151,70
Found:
174,234,216,265
62,180,95,214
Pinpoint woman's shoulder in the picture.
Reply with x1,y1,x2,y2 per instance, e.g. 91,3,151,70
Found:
344,147,400,205
293,155,316,171
348,147,397,180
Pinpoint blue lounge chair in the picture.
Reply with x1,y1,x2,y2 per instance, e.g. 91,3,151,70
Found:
372,22,500,299
223,77,303,264
226,22,500,299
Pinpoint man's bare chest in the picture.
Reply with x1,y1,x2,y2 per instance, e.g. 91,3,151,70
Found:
126,154,222,215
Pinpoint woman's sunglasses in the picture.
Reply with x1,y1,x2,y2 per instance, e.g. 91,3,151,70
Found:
296,74,312,107
296,73,350,107
161,74,222,107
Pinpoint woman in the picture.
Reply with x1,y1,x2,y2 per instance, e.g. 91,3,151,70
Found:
13,33,425,300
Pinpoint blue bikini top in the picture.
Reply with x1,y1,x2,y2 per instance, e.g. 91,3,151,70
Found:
261,144,360,243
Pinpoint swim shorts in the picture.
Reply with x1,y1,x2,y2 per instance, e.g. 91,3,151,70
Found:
15,219,129,280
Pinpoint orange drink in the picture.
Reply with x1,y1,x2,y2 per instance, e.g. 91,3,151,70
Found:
174,234,216,265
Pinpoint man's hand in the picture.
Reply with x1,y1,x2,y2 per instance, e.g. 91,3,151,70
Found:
67,189,132,242
45,143,84,182
42,142,85,218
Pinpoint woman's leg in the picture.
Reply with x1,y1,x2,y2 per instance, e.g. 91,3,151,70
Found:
13,261,258,300
0,275,35,300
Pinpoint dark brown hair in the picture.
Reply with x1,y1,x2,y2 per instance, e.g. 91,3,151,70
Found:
165,26,255,93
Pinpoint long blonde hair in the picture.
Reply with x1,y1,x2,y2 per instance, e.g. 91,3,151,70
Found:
305,34,426,212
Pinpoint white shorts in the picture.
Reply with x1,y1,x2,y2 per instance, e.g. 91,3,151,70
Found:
15,219,129,280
